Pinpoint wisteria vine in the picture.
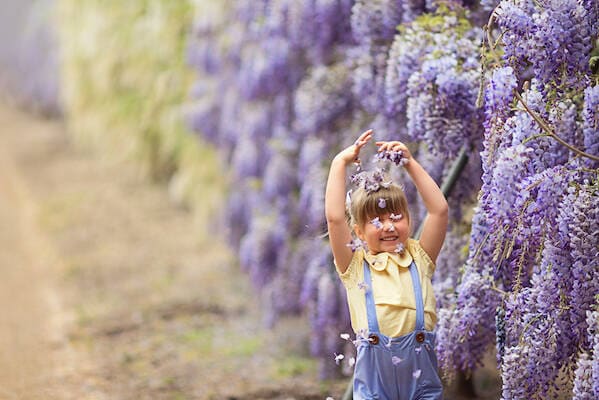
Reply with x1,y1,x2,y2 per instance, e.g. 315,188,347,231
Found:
187,1,598,398
436,1,599,399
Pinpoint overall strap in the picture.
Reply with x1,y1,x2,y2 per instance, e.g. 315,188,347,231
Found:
362,260,380,333
408,261,425,331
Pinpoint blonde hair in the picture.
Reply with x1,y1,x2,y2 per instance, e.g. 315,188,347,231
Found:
348,184,410,228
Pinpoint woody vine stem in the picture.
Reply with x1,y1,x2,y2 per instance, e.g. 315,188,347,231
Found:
484,9,599,163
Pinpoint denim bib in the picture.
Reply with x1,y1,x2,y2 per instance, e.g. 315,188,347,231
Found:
352,260,443,400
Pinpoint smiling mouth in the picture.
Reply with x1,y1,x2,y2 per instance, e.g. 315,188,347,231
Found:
381,236,398,241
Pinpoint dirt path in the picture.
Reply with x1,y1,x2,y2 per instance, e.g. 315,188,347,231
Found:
0,106,85,399
0,120,61,400
0,104,347,400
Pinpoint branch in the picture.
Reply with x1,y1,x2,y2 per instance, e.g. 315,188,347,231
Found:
513,90,599,162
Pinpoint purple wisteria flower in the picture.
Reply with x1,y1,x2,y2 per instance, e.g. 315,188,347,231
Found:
390,213,402,221
347,238,365,252
350,167,388,193
582,85,599,169
350,0,403,45
386,6,482,157
484,66,517,117
376,149,409,166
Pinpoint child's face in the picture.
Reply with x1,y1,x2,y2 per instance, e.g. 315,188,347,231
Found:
354,212,410,255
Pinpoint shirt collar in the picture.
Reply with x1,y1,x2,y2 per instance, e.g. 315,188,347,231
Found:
364,249,413,271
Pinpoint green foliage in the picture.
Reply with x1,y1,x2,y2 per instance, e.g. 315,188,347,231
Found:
57,0,224,221
272,355,317,378
591,37,599,81
58,0,188,175
398,4,472,37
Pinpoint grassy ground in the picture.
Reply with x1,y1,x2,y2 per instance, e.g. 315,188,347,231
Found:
0,103,348,400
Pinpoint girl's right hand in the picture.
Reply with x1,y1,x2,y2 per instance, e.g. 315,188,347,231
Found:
335,129,373,165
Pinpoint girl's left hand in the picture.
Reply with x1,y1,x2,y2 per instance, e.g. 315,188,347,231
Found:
375,140,413,160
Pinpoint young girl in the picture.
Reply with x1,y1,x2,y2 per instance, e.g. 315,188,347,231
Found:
325,129,448,400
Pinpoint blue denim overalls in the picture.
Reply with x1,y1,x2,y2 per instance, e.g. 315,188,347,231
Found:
353,260,443,400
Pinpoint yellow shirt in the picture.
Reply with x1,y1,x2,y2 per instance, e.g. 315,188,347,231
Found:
336,238,437,338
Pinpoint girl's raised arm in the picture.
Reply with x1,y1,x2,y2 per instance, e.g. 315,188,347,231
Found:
376,141,448,263
326,130,373,273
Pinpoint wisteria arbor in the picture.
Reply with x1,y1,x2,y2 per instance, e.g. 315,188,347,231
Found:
187,0,598,398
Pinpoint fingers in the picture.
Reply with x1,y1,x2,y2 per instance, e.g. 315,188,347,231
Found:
354,129,373,147
350,130,374,165
375,140,404,152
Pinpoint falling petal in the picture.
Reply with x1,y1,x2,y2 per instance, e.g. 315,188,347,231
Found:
378,198,387,208
334,353,345,365
392,356,403,365
349,357,356,367
340,333,351,341
370,217,383,229
413,369,422,379
395,243,405,254
390,213,402,221
415,346,422,354
357,281,369,291
388,224,395,232
346,238,364,252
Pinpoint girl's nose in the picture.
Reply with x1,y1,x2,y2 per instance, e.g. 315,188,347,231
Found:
385,222,395,232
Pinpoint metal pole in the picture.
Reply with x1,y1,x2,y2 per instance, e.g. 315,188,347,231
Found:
414,145,470,239
341,146,470,400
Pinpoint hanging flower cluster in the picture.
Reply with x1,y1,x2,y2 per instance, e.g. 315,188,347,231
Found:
436,2,599,399
187,0,485,379
187,2,597,396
